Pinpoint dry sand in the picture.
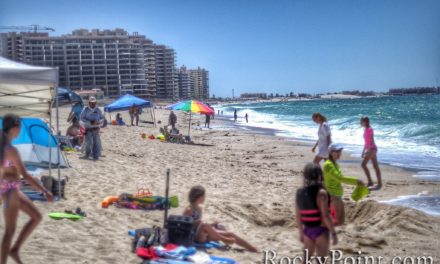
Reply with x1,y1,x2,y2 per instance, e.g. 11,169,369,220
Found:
1,106,439,264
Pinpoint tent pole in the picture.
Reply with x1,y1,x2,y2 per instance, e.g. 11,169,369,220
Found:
152,105,156,127
48,101,53,179
55,70,62,200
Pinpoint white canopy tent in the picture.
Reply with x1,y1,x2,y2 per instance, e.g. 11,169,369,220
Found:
0,56,64,199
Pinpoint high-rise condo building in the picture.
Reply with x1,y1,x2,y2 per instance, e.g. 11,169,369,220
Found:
188,67,209,99
0,28,177,98
154,44,178,99
177,65,194,99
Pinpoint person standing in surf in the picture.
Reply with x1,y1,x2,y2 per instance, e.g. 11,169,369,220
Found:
360,116,382,190
234,109,238,122
312,113,331,164
1,114,53,264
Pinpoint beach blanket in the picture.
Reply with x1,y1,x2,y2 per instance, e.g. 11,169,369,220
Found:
137,244,236,264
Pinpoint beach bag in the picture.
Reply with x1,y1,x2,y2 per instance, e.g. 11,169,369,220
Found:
41,176,68,198
166,215,195,247
132,226,167,251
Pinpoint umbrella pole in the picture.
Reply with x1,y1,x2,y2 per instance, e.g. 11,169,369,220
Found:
188,111,191,137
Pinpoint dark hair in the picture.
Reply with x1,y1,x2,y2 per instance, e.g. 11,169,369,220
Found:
303,163,323,186
1,114,21,164
360,116,370,127
312,112,327,122
189,185,205,205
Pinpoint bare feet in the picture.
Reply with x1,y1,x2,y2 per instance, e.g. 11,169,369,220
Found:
369,184,382,191
10,248,23,264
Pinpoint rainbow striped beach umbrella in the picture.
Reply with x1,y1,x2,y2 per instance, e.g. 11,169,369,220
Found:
165,100,214,136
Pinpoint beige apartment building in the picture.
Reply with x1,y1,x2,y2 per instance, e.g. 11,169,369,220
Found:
188,67,209,100
0,28,177,99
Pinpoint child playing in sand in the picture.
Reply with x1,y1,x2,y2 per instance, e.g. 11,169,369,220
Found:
183,185,258,252
360,116,382,190
323,144,366,225
296,163,338,258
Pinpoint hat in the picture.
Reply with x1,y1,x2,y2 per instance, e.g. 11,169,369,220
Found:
89,96,97,103
329,143,344,152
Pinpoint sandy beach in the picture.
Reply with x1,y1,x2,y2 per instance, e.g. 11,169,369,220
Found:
1,106,439,264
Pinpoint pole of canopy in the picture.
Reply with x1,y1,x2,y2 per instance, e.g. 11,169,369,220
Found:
55,69,62,200
48,100,53,179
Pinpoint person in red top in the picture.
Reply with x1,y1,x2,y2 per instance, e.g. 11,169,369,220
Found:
360,116,382,190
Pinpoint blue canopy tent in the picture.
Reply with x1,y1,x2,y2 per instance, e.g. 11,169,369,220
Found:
104,94,151,112
104,94,156,125
0,117,68,168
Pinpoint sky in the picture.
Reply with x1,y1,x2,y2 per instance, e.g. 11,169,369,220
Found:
1,0,439,97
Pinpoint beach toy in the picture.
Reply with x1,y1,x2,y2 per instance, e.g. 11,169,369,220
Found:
169,196,179,208
101,196,119,208
148,135,155,140
135,188,152,197
48,212,83,221
141,133,147,139
156,134,165,140
351,184,370,201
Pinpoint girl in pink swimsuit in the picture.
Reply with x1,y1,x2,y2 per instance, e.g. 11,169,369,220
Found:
360,116,382,190
1,114,53,264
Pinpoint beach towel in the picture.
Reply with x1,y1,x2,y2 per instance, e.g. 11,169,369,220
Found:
193,241,223,249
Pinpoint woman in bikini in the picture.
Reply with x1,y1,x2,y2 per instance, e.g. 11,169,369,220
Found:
296,163,338,259
183,185,258,252
1,114,53,264
360,116,382,190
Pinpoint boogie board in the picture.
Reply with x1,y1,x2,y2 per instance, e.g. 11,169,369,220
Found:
48,212,83,221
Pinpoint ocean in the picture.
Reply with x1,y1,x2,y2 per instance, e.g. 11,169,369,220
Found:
215,94,440,215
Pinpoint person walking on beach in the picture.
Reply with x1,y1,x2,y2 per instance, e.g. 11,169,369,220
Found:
221,110,223,115
183,185,258,252
234,109,238,122
168,111,177,130
296,163,337,259
218,110,220,116
205,114,211,128
245,113,249,123
312,113,331,164
360,116,382,190
80,97,104,160
1,114,53,264
129,104,140,126
323,144,366,225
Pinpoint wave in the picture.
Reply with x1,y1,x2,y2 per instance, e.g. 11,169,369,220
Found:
215,100,440,173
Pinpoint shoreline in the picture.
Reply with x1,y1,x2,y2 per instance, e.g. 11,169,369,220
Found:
209,113,440,216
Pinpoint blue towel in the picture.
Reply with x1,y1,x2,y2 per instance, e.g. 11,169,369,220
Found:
193,241,223,249
210,255,237,264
